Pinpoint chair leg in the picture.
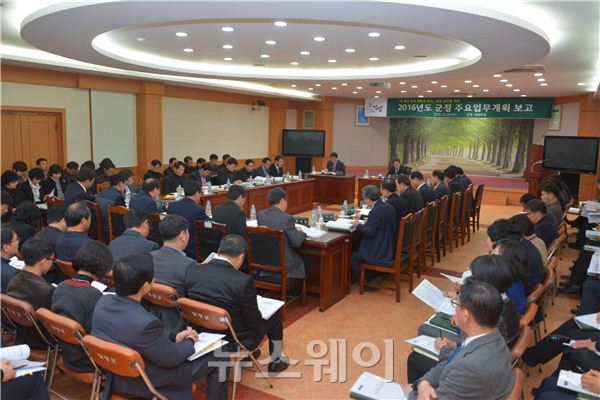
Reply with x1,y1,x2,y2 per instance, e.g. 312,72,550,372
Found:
476,210,480,230
430,241,435,267
302,277,307,307
395,271,401,303
359,267,365,295
408,261,414,292
248,350,274,389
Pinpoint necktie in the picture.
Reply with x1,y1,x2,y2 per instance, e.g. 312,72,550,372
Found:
445,345,463,365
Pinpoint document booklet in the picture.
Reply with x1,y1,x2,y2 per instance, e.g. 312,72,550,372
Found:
589,213,600,224
582,201,600,218
588,253,600,276
557,370,600,399
574,313,600,331
257,295,285,319
187,333,227,361
350,372,407,400
325,219,356,233
0,345,46,377
406,335,440,361
411,279,455,315
295,224,327,239
425,313,458,335
586,230,600,239
440,273,463,285
202,252,217,264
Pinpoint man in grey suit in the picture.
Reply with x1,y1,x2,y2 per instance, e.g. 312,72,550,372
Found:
405,279,515,400
256,188,307,281
431,169,451,200
108,209,159,262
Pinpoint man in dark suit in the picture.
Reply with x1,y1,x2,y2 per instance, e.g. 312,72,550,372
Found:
397,175,424,213
216,158,242,185
190,163,217,186
109,209,159,262
237,159,255,182
351,185,398,283
208,154,219,169
1,226,20,293
212,185,247,238
326,152,345,175
34,205,66,246
162,157,177,177
387,158,410,177
184,234,289,373
64,168,96,205
256,188,307,280
143,159,163,181
92,253,227,400
405,279,514,400
162,161,187,194
380,178,409,222
455,166,472,187
35,158,49,180
55,202,93,261
166,181,209,258
96,173,127,240
268,155,284,177
19,167,46,204
94,158,116,186
130,179,163,214
525,199,558,247
443,166,465,194
410,171,436,204
431,170,451,200
252,157,272,178
42,164,66,199
183,156,196,175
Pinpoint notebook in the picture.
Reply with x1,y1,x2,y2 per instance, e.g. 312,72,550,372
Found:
257,295,285,319
0,345,46,377
406,335,441,361
557,370,600,399
574,313,600,331
350,372,407,400
187,333,227,361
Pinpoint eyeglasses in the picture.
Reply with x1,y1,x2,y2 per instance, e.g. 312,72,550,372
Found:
45,257,57,262
451,298,463,309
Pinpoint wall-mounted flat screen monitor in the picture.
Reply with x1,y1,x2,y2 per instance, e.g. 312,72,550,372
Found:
543,135,599,173
282,129,326,157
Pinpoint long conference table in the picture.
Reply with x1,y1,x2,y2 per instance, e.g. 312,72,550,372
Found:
309,174,356,205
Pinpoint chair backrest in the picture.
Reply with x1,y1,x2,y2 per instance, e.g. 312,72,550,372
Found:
412,208,426,248
107,205,128,241
460,188,473,221
246,226,286,275
143,283,179,308
542,266,555,291
194,220,227,263
95,182,110,193
510,326,533,366
526,284,545,304
394,213,413,265
82,335,148,381
424,201,437,235
473,184,485,209
436,195,448,227
0,294,54,346
36,307,86,346
547,256,558,272
84,200,104,242
56,259,75,278
400,213,416,254
447,191,461,225
146,213,163,247
505,368,525,400
176,298,230,332
519,303,538,328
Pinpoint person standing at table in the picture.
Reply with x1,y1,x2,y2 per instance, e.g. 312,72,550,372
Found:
268,155,284,177
326,152,345,175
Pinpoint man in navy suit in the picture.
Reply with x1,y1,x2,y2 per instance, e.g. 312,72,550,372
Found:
268,155,284,177
380,178,409,223
252,157,272,178
129,179,162,214
351,185,398,284
190,163,215,186
55,202,92,261
326,152,346,175
410,171,436,204
397,175,424,213
166,180,209,259
387,158,410,177
64,168,96,205
443,167,466,194
525,199,558,247
92,253,227,400
109,209,159,262
216,158,242,185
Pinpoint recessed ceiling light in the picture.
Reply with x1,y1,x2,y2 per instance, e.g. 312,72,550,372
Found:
499,79,508,83
533,73,543,77
482,89,489,92
577,82,586,86
345,48,356,53
399,82,406,85
440,85,447,88
290,61,299,65
401,90,407,93
394,45,406,50
520,94,527,97
368,32,381,38
183,48,194,53
493,74,502,78
513,89,520,92
223,57,233,61
540,83,548,86
505,84,513,87
431,81,438,84
222,44,233,49
411,85,418,88
356,86,363,89
352,91,358,94
369,57,379,61
328,59,337,63
221,27,234,32
376,90,381,94
537,78,546,82
314,36,325,42
418,95,424,98
341,83,348,86
315,83,322,87
426,90,433,93
464,80,472,83
472,84,479,88
332,87,338,90
260,54,270,58
274,21,287,27
265,40,276,45
136,37,145,42
300,51,310,56
290,84,297,87
374,95,380,98
176,32,188,37
453,89,460,93
308,87,314,91
467,95,473,98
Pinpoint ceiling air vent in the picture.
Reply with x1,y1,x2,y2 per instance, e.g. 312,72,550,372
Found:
503,64,546,74
369,82,391,88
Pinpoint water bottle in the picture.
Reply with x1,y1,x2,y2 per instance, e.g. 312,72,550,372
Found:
342,200,348,216
318,210,325,230
298,170,302,180
250,204,257,220
364,169,369,178
226,178,231,189
176,185,183,200
312,165,316,174
206,200,212,217
310,208,316,227
125,190,131,208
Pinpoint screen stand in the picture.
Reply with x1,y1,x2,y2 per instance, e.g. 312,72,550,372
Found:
296,157,312,175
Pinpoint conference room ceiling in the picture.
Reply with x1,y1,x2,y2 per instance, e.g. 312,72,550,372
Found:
2,1,598,100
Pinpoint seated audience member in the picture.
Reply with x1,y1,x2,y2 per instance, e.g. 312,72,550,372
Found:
380,178,409,223
256,188,307,282
94,158,116,185
80,160,96,172
212,185,247,238
96,173,127,239
491,239,528,315
2,170,25,207
109,209,159,262
542,175,572,211
387,158,409,176
190,163,216,186
196,157,206,168
252,157,272,178
520,193,537,210
62,161,79,186
6,238,56,349
326,152,346,174
405,279,515,399
183,156,196,175
410,171,436,204
167,180,209,258
185,234,290,373
540,183,564,226
397,174,424,213
33,205,67,283
19,167,46,204
408,256,520,383
34,158,48,177
525,199,558,247
162,161,187,194
443,166,465,193
486,218,545,294
1,227,21,293
92,253,227,400
535,370,600,400
130,179,163,213
431,169,450,200
120,168,135,197
351,185,398,284
569,177,600,249
216,157,242,185
208,154,219,168
237,159,255,182
509,214,548,266
218,154,231,171
64,167,96,205
163,157,177,177
454,166,472,187
52,241,112,372
0,362,50,400
42,164,66,199
268,155,284,177
9,201,41,248
558,231,600,295
143,159,163,181
12,161,28,183
55,202,93,261
1,190,12,219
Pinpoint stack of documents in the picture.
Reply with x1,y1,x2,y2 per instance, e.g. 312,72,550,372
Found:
295,224,327,239
187,333,228,361
350,372,407,400
588,253,600,276
0,345,46,378
325,219,356,233
411,279,456,315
